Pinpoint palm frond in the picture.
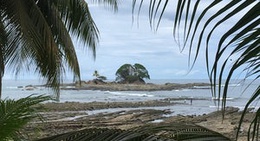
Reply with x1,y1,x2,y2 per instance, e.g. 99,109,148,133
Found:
36,128,153,141
133,1,260,140
89,0,119,12
134,123,230,141
53,0,99,58
0,20,6,76
2,0,64,100
236,86,260,140
0,0,115,100
0,19,7,98
36,123,230,141
248,107,260,141
132,0,168,31
0,95,51,140
36,0,81,83
218,27,259,111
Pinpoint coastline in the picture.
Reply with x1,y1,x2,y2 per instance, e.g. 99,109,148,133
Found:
24,100,254,141
13,80,255,140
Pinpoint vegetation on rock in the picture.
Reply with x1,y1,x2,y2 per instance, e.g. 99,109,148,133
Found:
92,70,107,81
115,63,150,84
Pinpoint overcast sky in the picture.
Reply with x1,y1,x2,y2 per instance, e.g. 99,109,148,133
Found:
74,1,224,80
75,1,208,80
3,1,248,81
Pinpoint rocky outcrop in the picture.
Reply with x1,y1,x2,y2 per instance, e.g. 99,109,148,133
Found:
22,80,211,91
66,81,211,91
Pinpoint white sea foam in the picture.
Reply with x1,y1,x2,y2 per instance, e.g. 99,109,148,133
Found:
106,91,154,97
211,97,234,100
5,86,20,89
2,79,259,116
217,83,241,87
150,119,164,123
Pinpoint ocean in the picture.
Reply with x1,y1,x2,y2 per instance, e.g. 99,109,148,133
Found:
2,79,259,116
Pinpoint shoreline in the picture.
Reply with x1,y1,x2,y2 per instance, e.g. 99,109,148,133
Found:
17,80,255,140
24,100,254,141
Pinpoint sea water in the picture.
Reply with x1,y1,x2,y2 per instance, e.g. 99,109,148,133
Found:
2,79,259,116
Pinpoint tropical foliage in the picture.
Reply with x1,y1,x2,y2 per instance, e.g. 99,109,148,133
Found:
0,95,50,141
1,0,258,140
132,1,259,140
36,123,230,141
0,0,117,100
0,0,115,140
93,70,107,81
115,63,150,83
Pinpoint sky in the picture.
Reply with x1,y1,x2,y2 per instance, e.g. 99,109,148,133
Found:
3,1,250,81
75,1,210,80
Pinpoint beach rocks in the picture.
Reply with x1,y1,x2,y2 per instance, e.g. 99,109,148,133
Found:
62,82,211,91
18,80,211,91
22,99,255,141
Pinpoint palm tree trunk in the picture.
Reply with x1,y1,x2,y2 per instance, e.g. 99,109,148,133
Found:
0,76,2,99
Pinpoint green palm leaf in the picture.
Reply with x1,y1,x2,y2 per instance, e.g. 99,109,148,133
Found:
54,0,99,57
133,1,260,140
0,0,116,100
36,123,230,141
0,95,51,140
0,19,7,98
2,0,66,100
89,0,119,12
36,128,151,141
134,123,230,141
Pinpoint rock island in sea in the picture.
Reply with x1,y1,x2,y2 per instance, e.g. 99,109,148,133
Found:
59,79,211,91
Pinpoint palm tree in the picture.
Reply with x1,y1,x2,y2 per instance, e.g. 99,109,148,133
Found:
92,70,107,81
0,1,119,140
133,1,259,140
0,95,51,140
93,70,100,78
0,0,118,100
22,1,247,140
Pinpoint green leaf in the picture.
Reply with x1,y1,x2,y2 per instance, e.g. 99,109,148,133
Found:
36,123,230,141
0,95,51,140
133,1,260,140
